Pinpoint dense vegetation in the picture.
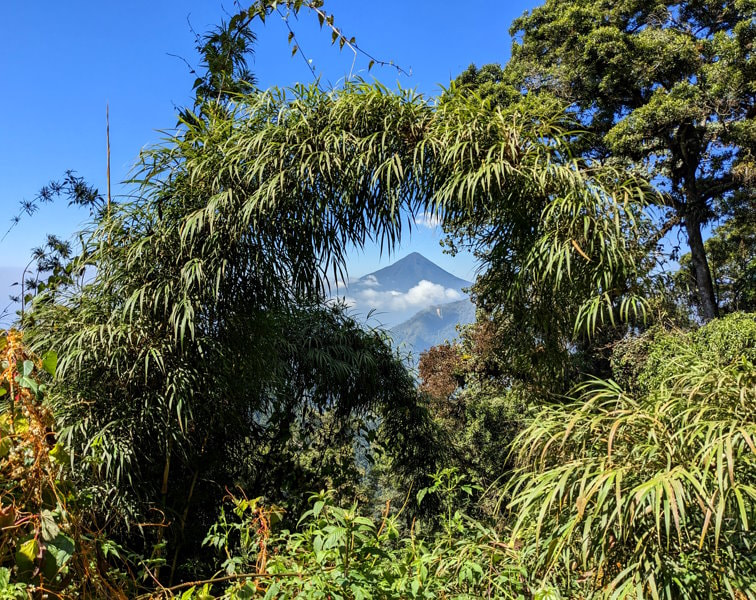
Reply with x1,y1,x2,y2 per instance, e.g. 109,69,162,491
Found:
1,0,754,597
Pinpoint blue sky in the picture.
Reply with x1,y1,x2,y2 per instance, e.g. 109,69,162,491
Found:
0,1,535,324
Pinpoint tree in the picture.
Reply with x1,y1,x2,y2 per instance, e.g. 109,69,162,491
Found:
190,17,257,104
24,76,651,558
508,0,756,321
418,342,464,408
22,84,427,576
418,332,532,496
674,195,756,313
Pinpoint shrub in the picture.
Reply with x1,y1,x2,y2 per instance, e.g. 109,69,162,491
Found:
169,469,531,599
507,314,756,598
0,330,129,598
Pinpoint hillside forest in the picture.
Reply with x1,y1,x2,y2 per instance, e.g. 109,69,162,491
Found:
1,0,755,598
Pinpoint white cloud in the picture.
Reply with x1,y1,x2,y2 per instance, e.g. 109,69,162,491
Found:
361,274,379,287
414,212,441,229
353,280,461,312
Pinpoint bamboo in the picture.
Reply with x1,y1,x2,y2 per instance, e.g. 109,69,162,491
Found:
106,103,111,215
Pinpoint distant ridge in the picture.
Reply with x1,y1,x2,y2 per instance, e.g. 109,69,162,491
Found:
390,298,476,356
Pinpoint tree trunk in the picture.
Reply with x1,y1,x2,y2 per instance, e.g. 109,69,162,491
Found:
684,215,719,321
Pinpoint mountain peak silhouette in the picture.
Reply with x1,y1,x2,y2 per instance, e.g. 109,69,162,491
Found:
355,253,469,293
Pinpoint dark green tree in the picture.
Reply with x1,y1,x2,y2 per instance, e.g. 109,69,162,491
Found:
507,0,756,321
23,88,443,578
674,195,756,312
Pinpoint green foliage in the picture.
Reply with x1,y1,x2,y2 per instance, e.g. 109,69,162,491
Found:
612,311,756,395
24,74,651,548
508,0,756,319
0,331,124,597
24,83,446,578
418,337,530,496
177,470,530,600
453,389,528,488
507,313,756,598
191,17,257,104
434,86,652,343
452,63,521,107
14,4,754,598
509,0,756,189
436,86,656,397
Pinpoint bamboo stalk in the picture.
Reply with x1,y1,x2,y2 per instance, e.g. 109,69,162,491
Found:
106,103,111,215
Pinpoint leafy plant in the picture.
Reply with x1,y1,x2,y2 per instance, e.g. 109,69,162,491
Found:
175,471,528,599
507,313,756,598
0,330,127,597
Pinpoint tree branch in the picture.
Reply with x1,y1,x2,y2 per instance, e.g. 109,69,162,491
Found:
699,174,736,203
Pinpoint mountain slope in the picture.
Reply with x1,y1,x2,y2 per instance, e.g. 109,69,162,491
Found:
353,252,470,293
335,252,472,326
390,298,476,355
